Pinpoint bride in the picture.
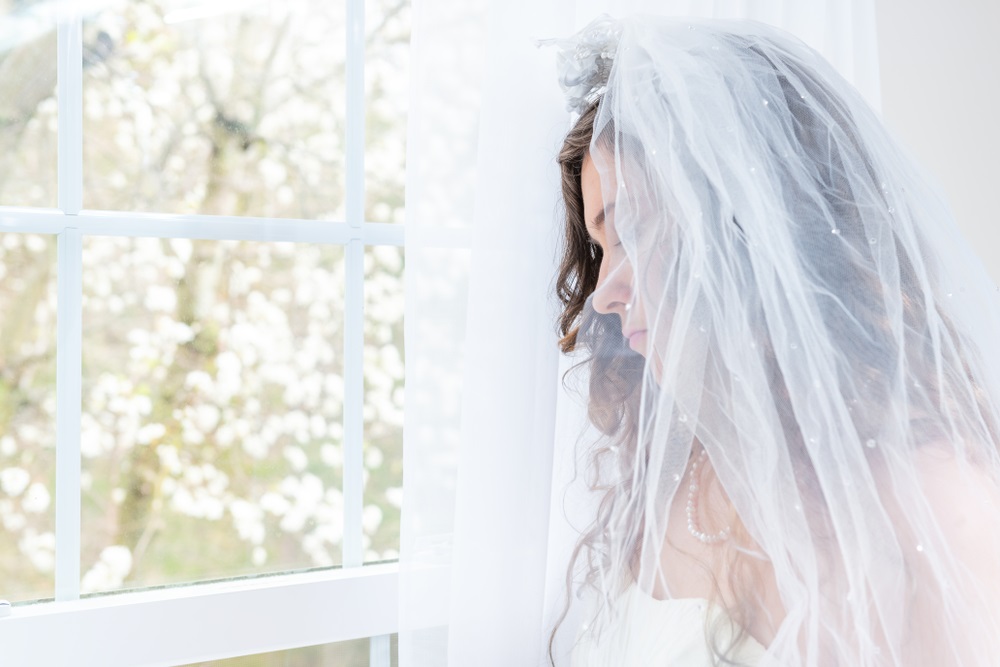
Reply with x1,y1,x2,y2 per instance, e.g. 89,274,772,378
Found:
547,15,1000,666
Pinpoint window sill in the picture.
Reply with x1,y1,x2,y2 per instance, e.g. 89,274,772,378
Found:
0,562,398,667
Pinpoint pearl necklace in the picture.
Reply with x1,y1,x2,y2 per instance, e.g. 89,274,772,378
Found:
685,449,731,544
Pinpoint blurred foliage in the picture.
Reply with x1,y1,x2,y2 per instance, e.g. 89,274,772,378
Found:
0,0,409,612
0,232,58,600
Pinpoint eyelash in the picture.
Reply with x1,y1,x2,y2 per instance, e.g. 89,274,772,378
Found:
587,240,621,256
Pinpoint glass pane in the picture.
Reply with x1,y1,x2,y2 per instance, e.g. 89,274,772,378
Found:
0,1,58,207
364,0,409,224
0,233,57,602
82,0,347,218
363,246,403,562
183,635,398,667
81,238,346,593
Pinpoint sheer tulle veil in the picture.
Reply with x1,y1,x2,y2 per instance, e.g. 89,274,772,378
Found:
547,14,1000,666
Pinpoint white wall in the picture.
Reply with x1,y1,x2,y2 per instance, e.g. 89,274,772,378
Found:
876,0,1000,283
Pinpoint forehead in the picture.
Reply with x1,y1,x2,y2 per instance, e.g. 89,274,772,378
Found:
581,152,614,236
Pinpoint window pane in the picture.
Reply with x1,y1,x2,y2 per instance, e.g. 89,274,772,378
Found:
82,0,347,218
81,237,346,592
0,233,57,602
182,635,398,667
0,1,58,207
364,0,409,224
363,245,402,562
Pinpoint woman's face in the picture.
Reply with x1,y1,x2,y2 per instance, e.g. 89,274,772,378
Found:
581,151,650,358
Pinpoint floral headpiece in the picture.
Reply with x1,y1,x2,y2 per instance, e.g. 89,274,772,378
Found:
539,15,622,115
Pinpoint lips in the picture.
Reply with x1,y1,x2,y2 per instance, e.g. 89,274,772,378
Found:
624,329,647,353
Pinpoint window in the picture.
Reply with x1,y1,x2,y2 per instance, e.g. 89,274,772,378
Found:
0,0,407,663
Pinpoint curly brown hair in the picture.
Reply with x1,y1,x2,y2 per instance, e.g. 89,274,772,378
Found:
550,101,665,663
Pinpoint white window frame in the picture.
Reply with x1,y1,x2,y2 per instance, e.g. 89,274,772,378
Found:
0,0,414,663
4,564,399,665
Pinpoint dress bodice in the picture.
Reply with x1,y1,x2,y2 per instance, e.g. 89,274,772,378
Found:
571,584,767,666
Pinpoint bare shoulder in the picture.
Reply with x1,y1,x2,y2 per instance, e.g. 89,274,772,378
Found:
906,443,1000,660
910,443,1000,588
911,444,1000,525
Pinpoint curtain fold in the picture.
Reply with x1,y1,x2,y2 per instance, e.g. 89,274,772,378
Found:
398,0,487,660
401,1,879,665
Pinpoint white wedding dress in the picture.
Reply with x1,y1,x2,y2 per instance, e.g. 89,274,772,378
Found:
571,584,767,666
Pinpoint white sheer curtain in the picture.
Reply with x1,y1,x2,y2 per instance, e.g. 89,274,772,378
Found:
400,1,880,665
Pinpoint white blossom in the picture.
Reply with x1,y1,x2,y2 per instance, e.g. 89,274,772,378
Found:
81,545,134,594
136,422,167,445
260,492,291,516
365,447,384,469
229,499,266,545
283,446,308,472
22,483,50,513
1,467,31,497
19,530,55,573
157,445,184,475
252,546,267,566
2,503,26,531
385,486,403,509
362,505,383,534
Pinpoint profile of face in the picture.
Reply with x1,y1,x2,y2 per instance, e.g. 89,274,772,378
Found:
580,151,651,359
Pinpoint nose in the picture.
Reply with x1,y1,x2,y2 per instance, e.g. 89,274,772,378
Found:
591,251,634,319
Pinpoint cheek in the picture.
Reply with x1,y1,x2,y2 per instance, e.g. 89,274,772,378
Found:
632,256,665,319
633,259,680,374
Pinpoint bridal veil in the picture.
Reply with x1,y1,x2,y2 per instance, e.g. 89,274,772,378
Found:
547,15,1000,666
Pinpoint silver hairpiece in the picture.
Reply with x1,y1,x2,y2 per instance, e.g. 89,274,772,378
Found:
539,15,622,115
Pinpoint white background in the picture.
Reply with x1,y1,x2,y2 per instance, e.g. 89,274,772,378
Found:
877,0,1000,283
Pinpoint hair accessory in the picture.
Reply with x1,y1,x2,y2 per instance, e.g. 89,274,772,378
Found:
538,15,622,114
